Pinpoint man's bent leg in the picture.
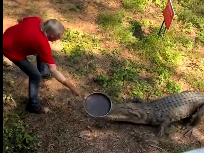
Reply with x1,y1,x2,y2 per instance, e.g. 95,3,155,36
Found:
13,59,49,113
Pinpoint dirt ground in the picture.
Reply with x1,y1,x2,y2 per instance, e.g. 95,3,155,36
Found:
3,0,204,153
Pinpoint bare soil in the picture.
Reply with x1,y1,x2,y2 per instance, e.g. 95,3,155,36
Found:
3,0,204,152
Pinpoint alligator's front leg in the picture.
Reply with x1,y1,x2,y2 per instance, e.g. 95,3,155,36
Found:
158,119,172,136
183,105,204,137
126,97,144,103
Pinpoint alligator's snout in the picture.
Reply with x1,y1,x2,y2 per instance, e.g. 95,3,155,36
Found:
104,103,149,124
105,103,129,120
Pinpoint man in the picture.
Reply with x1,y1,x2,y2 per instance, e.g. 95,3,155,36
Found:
3,17,84,114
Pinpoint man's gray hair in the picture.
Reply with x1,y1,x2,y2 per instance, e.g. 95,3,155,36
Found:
41,19,65,37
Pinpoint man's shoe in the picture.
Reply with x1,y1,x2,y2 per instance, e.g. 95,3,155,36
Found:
26,105,50,114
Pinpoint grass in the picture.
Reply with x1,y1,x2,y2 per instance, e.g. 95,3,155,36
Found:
185,75,204,91
152,0,166,9
122,0,150,11
93,29,183,98
97,11,124,29
3,63,37,153
61,29,99,75
178,35,195,49
97,11,138,45
3,0,204,152
3,112,37,153
176,0,204,29
62,29,99,53
60,0,203,99
93,0,203,98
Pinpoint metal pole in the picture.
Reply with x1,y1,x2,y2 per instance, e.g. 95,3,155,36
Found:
163,27,167,34
158,20,165,35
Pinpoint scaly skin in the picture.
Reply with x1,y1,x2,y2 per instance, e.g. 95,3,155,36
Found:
105,92,204,136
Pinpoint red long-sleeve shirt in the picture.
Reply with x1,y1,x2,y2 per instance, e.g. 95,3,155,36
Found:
3,17,55,64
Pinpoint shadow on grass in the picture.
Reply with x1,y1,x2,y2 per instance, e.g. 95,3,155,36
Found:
130,20,145,40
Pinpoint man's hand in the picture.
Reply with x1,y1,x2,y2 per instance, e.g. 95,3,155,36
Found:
48,66,85,98
62,80,86,99
74,91,87,103
72,89,86,98
71,89,81,97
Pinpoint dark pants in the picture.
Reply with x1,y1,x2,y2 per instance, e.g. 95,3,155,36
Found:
13,55,47,109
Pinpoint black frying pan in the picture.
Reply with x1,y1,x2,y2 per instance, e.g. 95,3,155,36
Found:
84,92,112,117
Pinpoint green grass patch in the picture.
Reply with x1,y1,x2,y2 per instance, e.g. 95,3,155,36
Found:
94,24,185,98
122,0,149,11
176,0,204,29
129,29,183,94
93,53,177,99
62,1,203,99
3,112,37,153
135,29,182,67
93,58,134,97
185,75,204,91
97,11,124,29
113,26,137,45
98,13,139,45
178,35,194,49
62,29,99,53
76,5,202,98
152,0,166,9
165,80,182,94
101,49,122,57
141,19,155,28
94,74,124,97
198,30,204,42
62,29,99,75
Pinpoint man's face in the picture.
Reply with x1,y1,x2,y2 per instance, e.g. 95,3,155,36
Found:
47,34,62,42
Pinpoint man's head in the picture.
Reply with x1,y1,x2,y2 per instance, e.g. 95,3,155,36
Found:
41,19,65,42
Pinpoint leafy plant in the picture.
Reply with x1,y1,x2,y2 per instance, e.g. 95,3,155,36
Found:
3,113,37,153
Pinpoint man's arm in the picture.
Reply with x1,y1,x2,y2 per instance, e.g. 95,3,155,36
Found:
47,64,82,97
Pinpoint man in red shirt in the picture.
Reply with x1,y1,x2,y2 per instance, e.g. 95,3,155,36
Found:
3,17,84,114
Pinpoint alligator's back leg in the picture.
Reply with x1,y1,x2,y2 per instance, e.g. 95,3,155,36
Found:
183,105,204,137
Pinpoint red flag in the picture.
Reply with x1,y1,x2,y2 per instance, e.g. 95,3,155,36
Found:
163,0,175,29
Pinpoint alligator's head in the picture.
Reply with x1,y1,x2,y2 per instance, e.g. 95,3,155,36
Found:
104,102,150,124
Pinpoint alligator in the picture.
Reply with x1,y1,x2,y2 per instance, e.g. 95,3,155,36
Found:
104,91,204,136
